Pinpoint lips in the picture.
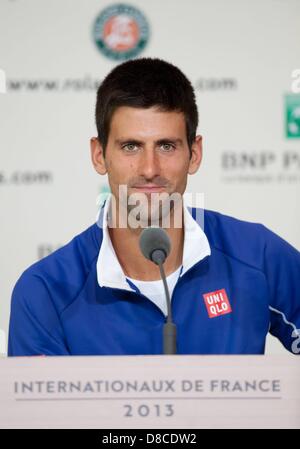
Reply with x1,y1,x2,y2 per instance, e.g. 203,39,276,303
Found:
132,185,166,192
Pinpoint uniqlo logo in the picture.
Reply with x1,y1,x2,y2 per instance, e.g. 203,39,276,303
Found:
203,289,232,318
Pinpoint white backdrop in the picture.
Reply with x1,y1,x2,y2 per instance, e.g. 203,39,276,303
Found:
0,0,299,355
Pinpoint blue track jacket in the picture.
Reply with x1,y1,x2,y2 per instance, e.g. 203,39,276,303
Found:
8,208,300,356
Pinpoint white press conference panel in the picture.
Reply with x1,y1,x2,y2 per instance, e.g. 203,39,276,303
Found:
0,355,299,429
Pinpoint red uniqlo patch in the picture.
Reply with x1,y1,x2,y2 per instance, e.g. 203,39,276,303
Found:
203,289,232,318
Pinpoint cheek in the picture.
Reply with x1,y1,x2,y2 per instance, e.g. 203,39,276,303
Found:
168,158,189,178
107,158,136,184
170,163,189,190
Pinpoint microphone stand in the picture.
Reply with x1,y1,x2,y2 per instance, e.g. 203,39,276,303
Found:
152,249,177,355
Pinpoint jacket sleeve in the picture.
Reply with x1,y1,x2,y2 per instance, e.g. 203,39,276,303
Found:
8,272,70,356
263,225,300,354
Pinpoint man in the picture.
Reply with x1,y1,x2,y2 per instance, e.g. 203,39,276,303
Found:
8,58,300,356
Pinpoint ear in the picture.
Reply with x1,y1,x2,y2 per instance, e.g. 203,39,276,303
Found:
90,137,107,175
188,135,203,175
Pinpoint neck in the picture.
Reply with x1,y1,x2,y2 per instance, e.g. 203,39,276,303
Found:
108,207,184,281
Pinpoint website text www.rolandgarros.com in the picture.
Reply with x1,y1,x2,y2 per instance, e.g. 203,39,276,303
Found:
4,75,101,93
3,75,238,93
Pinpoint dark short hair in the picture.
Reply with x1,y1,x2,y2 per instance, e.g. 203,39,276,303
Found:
95,58,198,157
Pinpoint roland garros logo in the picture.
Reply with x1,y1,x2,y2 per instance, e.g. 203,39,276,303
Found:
92,4,150,61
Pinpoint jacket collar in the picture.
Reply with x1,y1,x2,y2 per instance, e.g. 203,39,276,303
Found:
96,194,211,291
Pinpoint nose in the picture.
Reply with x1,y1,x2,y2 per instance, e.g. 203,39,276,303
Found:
138,147,160,180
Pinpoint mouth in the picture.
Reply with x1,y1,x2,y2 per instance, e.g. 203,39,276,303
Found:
131,185,167,193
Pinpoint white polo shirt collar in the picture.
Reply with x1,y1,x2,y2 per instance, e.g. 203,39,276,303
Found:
96,194,211,292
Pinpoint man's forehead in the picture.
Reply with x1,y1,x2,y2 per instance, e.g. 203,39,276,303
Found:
109,106,186,138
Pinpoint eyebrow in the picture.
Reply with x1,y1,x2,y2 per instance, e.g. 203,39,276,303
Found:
115,138,184,146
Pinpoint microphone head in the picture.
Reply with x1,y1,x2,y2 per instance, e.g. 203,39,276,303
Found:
139,227,171,264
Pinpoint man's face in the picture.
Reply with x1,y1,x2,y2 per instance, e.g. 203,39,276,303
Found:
91,106,202,227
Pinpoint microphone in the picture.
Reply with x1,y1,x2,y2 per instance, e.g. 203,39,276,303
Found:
139,227,177,355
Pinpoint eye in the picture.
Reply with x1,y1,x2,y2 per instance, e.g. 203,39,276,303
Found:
159,143,175,152
122,143,138,152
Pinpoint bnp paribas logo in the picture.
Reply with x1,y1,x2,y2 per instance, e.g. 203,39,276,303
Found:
92,4,150,61
285,94,300,139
